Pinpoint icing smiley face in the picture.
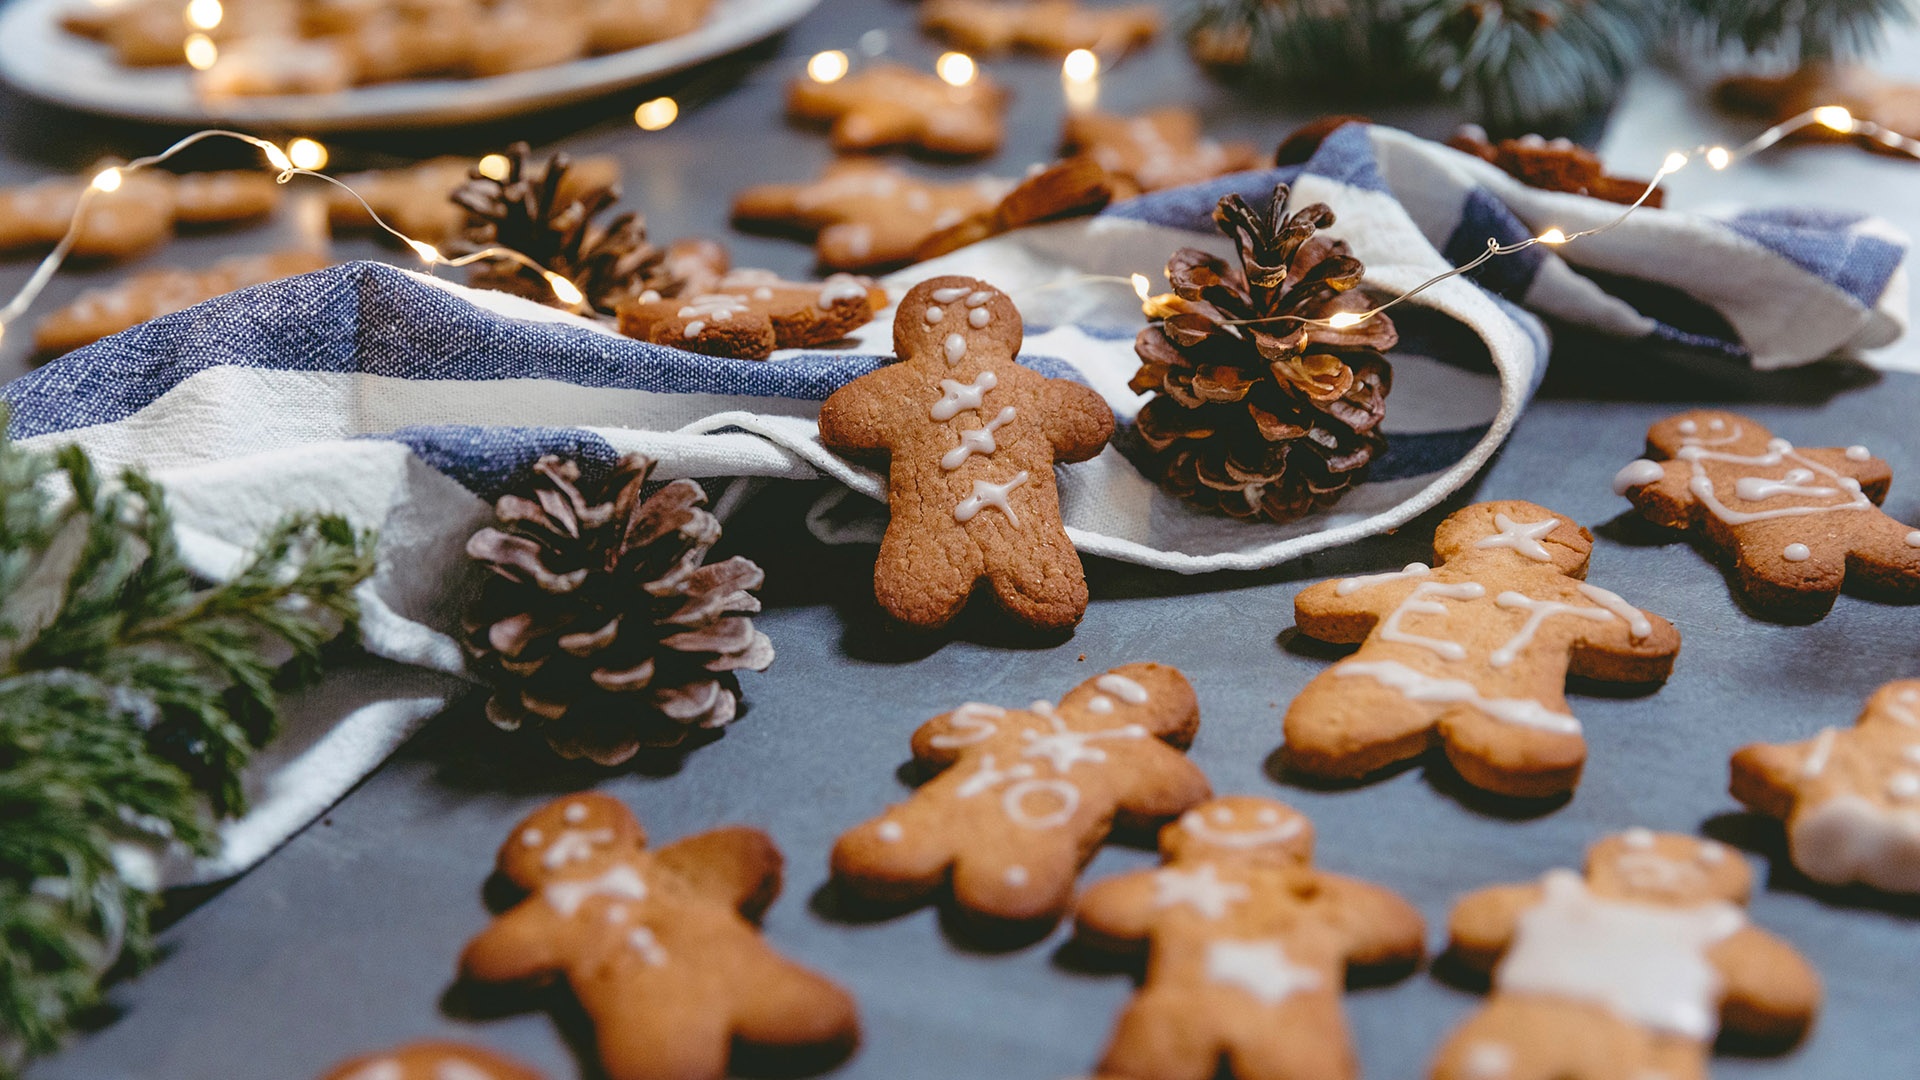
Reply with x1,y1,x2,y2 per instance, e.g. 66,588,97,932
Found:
1585,828,1748,905
497,792,646,890
1164,795,1315,865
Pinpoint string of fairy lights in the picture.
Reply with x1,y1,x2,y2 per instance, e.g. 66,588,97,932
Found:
0,2,1916,349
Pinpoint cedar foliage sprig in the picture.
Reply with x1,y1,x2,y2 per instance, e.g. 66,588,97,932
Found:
0,409,374,1069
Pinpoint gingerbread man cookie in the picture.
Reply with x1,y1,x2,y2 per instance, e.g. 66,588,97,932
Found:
1445,125,1662,207
460,794,859,1080
1731,679,1920,893
920,0,1160,57
832,663,1209,924
912,156,1113,263
733,160,1014,272
816,276,1114,631
1060,108,1264,198
0,171,174,260
34,249,331,357
1432,830,1820,1080
787,63,1008,157
1285,500,1681,798
618,270,883,359
1613,408,1920,618
320,1041,544,1080
1074,796,1424,1080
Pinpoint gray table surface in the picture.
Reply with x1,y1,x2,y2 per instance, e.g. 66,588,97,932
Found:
7,1,1920,1077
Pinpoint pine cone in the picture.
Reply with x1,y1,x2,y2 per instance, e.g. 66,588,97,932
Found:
463,454,774,765
452,142,675,314
1129,183,1397,524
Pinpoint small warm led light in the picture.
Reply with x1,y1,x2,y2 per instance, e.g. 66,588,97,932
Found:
408,239,440,263
1538,227,1568,244
286,137,327,170
185,0,222,30
1062,48,1098,82
476,153,511,181
546,273,585,307
1661,151,1688,173
183,32,217,69
90,167,123,193
634,96,678,131
1326,311,1365,329
1814,105,1855,133
1706,146,1731,170
936,51,975,87
807,49,848,83
1130,272,1150,301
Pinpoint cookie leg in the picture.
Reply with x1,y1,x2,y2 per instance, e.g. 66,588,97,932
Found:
591,998,733,1080
1430,997,1655,1080
1731,537,1843,617
1223,994,1357,1080
1097,989,1222,1080
1281,670,1440,780
949,837,1079,923
831,801,959,904
873,524,982,629
1436,706,1586,799
731,951,861,1054
983,539,1089,632
1849,518,1920,598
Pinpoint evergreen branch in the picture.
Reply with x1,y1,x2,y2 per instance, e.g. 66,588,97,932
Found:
1681,0,1915,61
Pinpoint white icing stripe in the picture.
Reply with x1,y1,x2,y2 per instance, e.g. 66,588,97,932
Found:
544,863,648,916
954,471,1028,526
1333,660,1580,734
1474,514,1558,561
1789,793,1920,893
929,285,971,302
930,702,1005,747
1495,870,1743,1040
1179,809,1304,849
931,370,996,421
1612,458,1666,495
1801,728,1838,778
1153,864,1249,918
1489,592,1615,668
1334,562,1431,596
940,406,1015,470
1734,468,1837,502
1204,939,1320,1004
1576,584,1653,639
541,826,616,870
1002,778,1078,828
1094,673,1149,704
1676,437,1872,526
1377,581,1486,661
1019,712,1147,771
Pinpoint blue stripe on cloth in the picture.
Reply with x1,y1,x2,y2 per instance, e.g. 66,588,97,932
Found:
1372,424,1490,482
374,424,621,501
1724,208,1907,311
1444,188,1543,302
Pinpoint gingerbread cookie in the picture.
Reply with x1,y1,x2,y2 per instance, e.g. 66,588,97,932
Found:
0,171,175,260
460,794,860,1080
1716,65,1920,159
1059,108,1264,198
1613,409,1920,618
734,160,1016,272
585,0,715,53
832,663,1209,923
617,270,883,359
787,62,1008,157
326,157,477,244
920,0,1160,57
198,36,359,96
1446,125,1662,207
34,249,331,357
1433,830,1820,1080
1732,679,1920,893
1074,795,1424,1080
1285,500,1681,798
816,276,1114,630
912,156,1113,262
320,1041,544,1080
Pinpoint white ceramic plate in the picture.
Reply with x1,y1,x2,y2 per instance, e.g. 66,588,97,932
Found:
0,0,818,130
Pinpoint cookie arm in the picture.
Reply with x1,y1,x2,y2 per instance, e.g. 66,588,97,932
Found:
817,370,904,454
654,827,785,921
1564,600,1681,685
1041,378,1116,464
1072,869,1159,952
1290,577,1394,644
1713,926,1821,1046
459,902,564,985
1728,740,1810,821
1614,458,1697,530
1445,882,1542,974
1318,874,1426,973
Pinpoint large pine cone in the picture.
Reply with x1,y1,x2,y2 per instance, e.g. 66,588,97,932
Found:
1130,183,1397,523
451,142,673,315
463,454,774,765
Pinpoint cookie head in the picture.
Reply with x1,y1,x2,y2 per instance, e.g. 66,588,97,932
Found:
1432,499,1592,575
1646,409,1773,457
1163,796,1314,866
1585,828,1749,905
497,792,645,889
892,275,1022,370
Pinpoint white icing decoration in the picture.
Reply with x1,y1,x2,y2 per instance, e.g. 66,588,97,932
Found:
1908,531,1920,548
1789,794,1920,893
1489,592,1616,668
929,702,1005,748
542,827,616,870
1734,468,1838,502
954,471,1029,526
1094,673,1150,704
1086,696,1114,713
520,827,544,847
955,753,1032,799
1153,864,1250,918
924,305,945,324
1334,562,1431,596
1474,514,1559,561
964,289,994,307
1675,437,1872,525
1494,869,1744,1040
1002,778,1079,828
931,370,997,421
1622,828,1655,849
754,286,774,301
683,321,705,337
876,820,904,841
1461,1041,1514,1080
929,285,971,303
544,863,648,916
1677,419,1698,434
1783,543,1811,562
1888,772,1920,800
340,1062,404,1080
677,294,747,321
944,332,967,363
627,925,668,966
1699,841,1726,864
1377,581,1487,661
1847,445,1871,461
817,274,868,308
1333,660,1580,735
436,1062,495,1080
940,406,1016,470
1204,939,1321,1004
1613,459,1667,495
1005,865,1029,886
968,307,990,327
1177,808,1304,849
1576,584,1653,639
563,802,588,823
1018,710,1147,772
1613,851,1708,897
1801,729,1838,778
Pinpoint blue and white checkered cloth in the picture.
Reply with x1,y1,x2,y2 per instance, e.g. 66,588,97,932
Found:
4,122,1906,882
